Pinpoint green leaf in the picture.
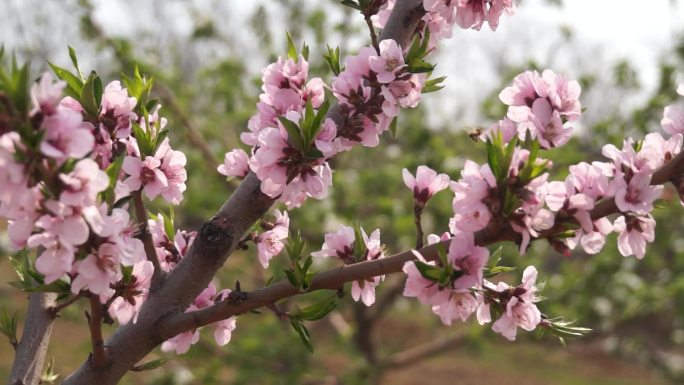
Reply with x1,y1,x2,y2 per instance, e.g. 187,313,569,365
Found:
40,357,59,384
290,317,314,353
301,42,310,61
24,280,71,294
309,99,330,143
297,295,338,321
278,116,304,151
286,31,298,62
161,210,175,240
389,117,398,138
80,71,101,117
414,261,443,282
485,140,501,181
67,46,84,80
285,270,300,288
339,0,360,10
323,45,341,76
48,62,83,99
0,307,18,346
101,155,123,205
131,121,154,157
132,358,168,372
408,58,435,74
485,265,517,278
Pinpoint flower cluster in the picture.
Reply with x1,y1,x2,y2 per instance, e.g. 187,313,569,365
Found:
374,1,515,49
401,74,684,340
255,209,290,268
498,69,581,149
312,225,385,306
0,71,191,328
161,283,237,354
404,231,488,325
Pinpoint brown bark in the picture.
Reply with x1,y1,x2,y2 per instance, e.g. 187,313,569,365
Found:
9,293,57,385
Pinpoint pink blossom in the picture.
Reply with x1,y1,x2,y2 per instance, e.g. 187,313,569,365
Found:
432,291,480,325
214,317,237,346
218,149,250,178
543,70,582,121
311,224,355,261
29,201,89,249
59,158,110,207
256,210,289,268
402,165,450,205
108,260,154,324
662,105,684,135
351,229,385,306
450,160,496,232
381,74,424,117
524,98,572,149
510,175,555,253
161,330,200,355
40,107,95,162
501,69,581,127
614,172,662,215
613,214,656,259
332,68,373,114
403,255,447,305
487,0,515,30
566,215,613,255
488,266,542,341
371,0,395,28
70,243,122,298
369,39,406,84
314,225,384,306
122,155,168,200
33,245,75,284
482,117,517,143
447,231,489,290
155,138,187,204
568,161,615,202
602,137,661,175
30,72,65,116
100,81,137,139
455,0,487,30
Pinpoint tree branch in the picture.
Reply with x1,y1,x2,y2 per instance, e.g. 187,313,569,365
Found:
61,2,432,384
9,292,57,385
132,190,163,281
87,296,108,368
49,292,85,317
161,148,684,337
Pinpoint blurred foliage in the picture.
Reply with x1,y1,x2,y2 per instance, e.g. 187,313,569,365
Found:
1,0,684,384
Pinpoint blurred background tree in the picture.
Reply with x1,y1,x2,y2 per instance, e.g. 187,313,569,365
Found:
1,0,684,384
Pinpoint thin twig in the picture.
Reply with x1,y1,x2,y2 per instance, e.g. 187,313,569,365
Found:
381,333,465,369
132,191,163,280
413,204,424,249
162,150,684,337
365,14,380,54
266,303,289,320
49,292,85,317
87,296,107,368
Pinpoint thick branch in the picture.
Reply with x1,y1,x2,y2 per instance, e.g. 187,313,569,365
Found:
87,296,108,368
9,293,57,385
591,149,684,219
